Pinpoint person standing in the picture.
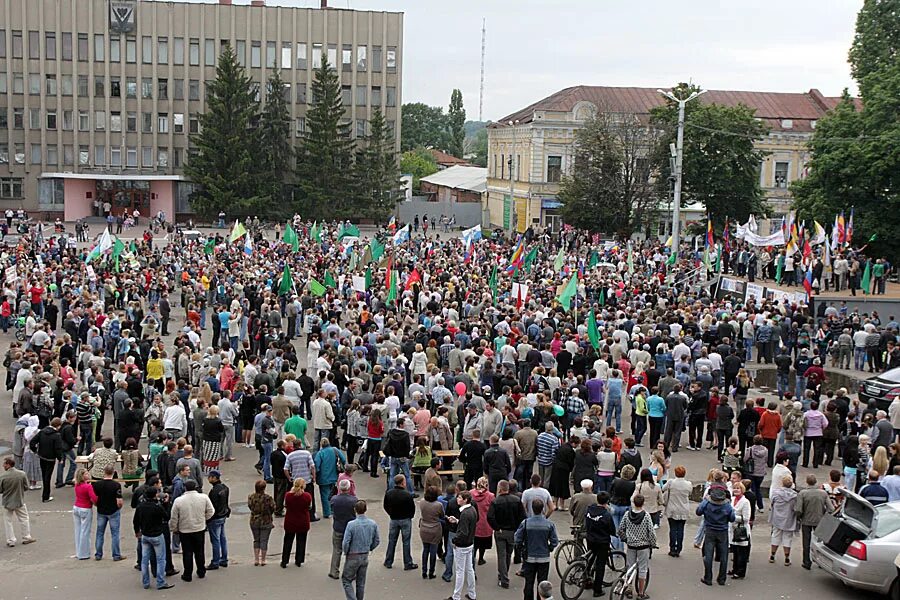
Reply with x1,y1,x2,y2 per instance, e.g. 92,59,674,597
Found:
247,479,275,566
0,456,36,547
515,497,559,600
768,474,798,566
663,384,688,453
133,486,175,590
29,416,63,503
447,490,478,600
487,479,526,588
616,495,655,600
313,437,346,518
729,482,752,579
93,464,126,561
342,500,381,600
169,479,215,582
330,479,359,580
794,474,832,570
205,470,230,570
418,485,445,579
56,411,78,488
284,442,318,520
383,474,418,571
584,491,616,598
281,478,313,567
73,468,98,559
695,478,735,586
661,465,692,557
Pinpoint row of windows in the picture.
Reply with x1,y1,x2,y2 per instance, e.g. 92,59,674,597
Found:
491,153,562,183
0,30,398,73
0,73,397,106
0,142,181,169
1,108,199,134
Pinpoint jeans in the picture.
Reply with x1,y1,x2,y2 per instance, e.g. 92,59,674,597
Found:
605,399,622,431
422,542,438,576
523,560,550,600
73,506,93,559
223,424,235,460
452,544,476,600
77,424,94,455
442,531,456,580
634,415,647,445
385,518,414,568
208,517,228,566
388,458,413,493
95,510,122,559
795,376,807,400
141,534,168,589
648,416,664,447
854,347,867,370
611,504,629,550
668,518,685,554
749,475,764,509
342,554,369,600
495,529,515,585
702,528,729,584
319,483,334,517
743,338,754,362
776,372,789,399
261,441,273,480
314,429,329,453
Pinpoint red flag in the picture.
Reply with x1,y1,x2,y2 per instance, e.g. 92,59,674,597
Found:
404,269,421,291
515,285,523,310
385,255,393,289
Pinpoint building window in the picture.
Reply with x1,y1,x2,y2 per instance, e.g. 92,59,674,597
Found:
174,37,184,65
205,39,215,66
30,144,41,165
0,178,24,198
173,149,181,168
126,77,136,98
266,42,276,69
296,117,305,136
327,44,337,69
78,111,89,131
46,111,57,130
45,75,57,96
282,83,291,103
125,37,136,63
62,110,73,130
547,156,562,183
126,112,136,132
142,78,153,99
235,40,246,66
774,161,789,188
29,109,40,129
387,47,397,72
29,74,40,95
357,46,367,71
281,44,291,69
386,120,395,137
142,112,152,133
371,86,381,106
296,43,307,69
94,111,105,131
158,113,169,133
110,77,121,97
141,36,152,63
79,146,89,166
77,76,88,97
158,150,168,167
372,46,382,72
28,30,39,58
297,83,306,104
13,143,24,163
46,145,58,166
342,45,352,71
0,31,4,58
110,147,121,167
356,119,366,138
95,76,105,97
356,85,367,106
63,145,74,166
189,80,200,101
61,75,73,96
250,82,260,102
142,146,153,167
312,43,322,69
386,86,396,107
174,113,184,133
341,85,352,106
500,154,505,179
158,37,168,64
77,34,88,61
173,79,183,101
11,31,23,59
95,145,106,165
158,78,168,100
45,32,56,59
13,74,23,94
126,147,137,167
110,37,120,62
189,115,199,134
251,42,261,68
0,145,8,166
189,39,200,66
61,32,72,60
110,112,122,132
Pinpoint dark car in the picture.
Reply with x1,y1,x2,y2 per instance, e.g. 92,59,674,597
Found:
857,368,900,412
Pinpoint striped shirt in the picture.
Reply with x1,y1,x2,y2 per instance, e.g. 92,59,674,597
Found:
536,431,559,466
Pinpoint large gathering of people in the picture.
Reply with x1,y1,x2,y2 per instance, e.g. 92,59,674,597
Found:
1,214,899,599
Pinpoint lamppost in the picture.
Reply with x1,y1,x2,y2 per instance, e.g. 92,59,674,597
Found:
657,88,706,253
507,119,519,237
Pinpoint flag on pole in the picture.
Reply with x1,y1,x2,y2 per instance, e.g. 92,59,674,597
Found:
386,271,398,303
722,218,731,252
339,223,361,239
588,250,600,270
404,269,421,291
387,215,397,231
666,251,677,266
392,224,410,245
309,278,326,297
775,254,784,284
861,259,871,294
598,287,606,307
556,274,578,312
506,236,525,273
385,255,393,290
831,214,840,250
278,265,292,295
846,208,854,245
364,267,372,291
715,245,722,273
461,224,482,243
489,265,499,306
243,233,253,255
324,270,336,288
587,308,601,351
309,221,321,242
823,239,832,270
230,220,247,243
837,211,846,244
369,238,385,261
705,218,714,248
803,268,814,299
463,237,474,264
523,247,539,272
627,243,634,275
204,237,216,255
283,223,299,252
553,248,565,273
112,238,126,271
811,221,826,246
86,229,113,262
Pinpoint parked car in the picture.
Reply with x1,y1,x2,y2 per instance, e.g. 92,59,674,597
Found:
811,490,900,597
857,368,900,412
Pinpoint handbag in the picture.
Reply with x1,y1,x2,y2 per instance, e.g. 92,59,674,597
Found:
732,521,749,544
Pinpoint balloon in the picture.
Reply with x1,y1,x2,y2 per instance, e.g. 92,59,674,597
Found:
455,382,467,396
553,404,565,417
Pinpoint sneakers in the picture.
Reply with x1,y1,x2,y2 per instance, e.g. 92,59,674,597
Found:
22,538,36,545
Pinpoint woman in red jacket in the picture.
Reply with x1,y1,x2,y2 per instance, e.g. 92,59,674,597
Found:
281,478,312,568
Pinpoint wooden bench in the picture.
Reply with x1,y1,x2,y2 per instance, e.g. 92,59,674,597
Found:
435,450,460,458
437,469,464,477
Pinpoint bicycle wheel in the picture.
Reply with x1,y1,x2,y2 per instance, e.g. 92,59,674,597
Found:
561,559,589,600
605,550,627,585
15,327,25,342
555,539,585,578
611,573,629,600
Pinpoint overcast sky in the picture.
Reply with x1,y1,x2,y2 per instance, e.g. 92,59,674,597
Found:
176,0,862,121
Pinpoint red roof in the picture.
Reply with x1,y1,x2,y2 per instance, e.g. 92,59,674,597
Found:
429,149,471,167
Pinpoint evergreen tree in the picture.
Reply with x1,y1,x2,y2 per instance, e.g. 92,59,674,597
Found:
354,106,400,219
184,44,263,218
258,67,293,211
447,89,466,158
295,56,355,219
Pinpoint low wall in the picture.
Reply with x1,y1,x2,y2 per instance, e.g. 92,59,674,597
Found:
398,199,482,228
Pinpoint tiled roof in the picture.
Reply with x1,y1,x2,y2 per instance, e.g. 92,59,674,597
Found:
429,149,472,167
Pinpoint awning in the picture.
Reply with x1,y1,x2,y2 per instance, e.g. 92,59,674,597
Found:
542,199,562,209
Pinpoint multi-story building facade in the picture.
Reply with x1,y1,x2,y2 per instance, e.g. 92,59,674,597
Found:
0,0,403,219
486,86,844,235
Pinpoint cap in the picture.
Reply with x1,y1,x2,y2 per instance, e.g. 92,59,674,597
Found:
262,404,272,411
207,469,221,478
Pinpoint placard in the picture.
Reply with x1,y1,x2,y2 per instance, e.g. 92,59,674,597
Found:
745,282,764,302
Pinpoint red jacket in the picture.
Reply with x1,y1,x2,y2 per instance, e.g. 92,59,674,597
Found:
758,410,783,439
283,491,312,533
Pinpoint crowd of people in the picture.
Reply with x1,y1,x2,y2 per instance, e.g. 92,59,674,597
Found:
1,215,899,600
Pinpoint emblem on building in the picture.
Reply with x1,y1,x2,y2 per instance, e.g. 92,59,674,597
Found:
109,0,137,34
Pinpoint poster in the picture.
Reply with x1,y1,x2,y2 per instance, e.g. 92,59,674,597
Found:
5,266,17,285
745,282,764,302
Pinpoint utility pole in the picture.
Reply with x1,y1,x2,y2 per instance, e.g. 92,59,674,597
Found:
657,88,706,254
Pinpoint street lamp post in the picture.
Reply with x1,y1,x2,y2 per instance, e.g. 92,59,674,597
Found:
657,88,706,253
507,119,519,238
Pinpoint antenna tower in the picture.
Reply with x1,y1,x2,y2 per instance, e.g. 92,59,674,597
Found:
479,17,486,122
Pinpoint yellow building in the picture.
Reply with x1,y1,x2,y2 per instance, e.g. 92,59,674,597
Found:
485,86,844,235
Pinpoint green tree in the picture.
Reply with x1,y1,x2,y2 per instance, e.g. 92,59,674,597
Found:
295,56,356,219
793,0,900,258
399,147,439,193
354,106,401,219
558,112,660,236
470,127,488,167
650,83,769,227
401,102,448,152
258,67,292,212
185,44,263,218
447,89,466,158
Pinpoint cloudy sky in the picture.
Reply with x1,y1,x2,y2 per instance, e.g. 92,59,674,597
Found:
177,0,862,121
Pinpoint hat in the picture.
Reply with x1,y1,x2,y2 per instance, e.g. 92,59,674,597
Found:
207,469,221,478
482,385,492,392
262,404,272,411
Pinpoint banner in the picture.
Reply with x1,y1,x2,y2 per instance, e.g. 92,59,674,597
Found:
734,226,785,247
5,266,17,285
745,282,764,301
352,276,367,292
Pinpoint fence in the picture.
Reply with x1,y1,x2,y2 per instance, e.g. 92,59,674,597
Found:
397,198,483,229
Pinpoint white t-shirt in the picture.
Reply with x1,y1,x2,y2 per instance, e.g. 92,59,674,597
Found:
522,486,553,517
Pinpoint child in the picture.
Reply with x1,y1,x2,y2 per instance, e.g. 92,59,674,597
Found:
412,437,433,490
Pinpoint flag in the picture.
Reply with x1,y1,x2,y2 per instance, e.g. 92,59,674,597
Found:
86,229,113,263
523,247,539,272
823,239,832,270
364,267,372,290
811,221,826,246
587,308,601,351
703,246,711,272
664,235,673,248
861,259,871,295
506,236,525,273
404,269,421,291
775,254,784,284
370,238,385,261
868,233,878,243
803,268,814,299
831,214,840,250
309,221,321,242
243,233,253,255
461,224,482,243
324,270,336,288
489,265,499,306
627,243,634,275
512,283,529,310
705,219,714,248
283,223,299,252
129,240,138,254
556,274,578,312
598,287,606,307
715,245,722,273
846,208,854,245
385,255,393,289
112,238,126,271
722,218,731,252
387,215,397,231
463,237,474,264
230,220,247,243
588,250,599,270
837,211,846,244
309,278,326,297
348,250,359,271
278,265,292,295
386,271,398,303
339,223,360,239
203,238,215,255
553,248,565,273
666,251,677,266
392,224,410,245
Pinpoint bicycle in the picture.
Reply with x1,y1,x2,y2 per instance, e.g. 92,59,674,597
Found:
554,526,587,577
610,548,653,600
560,546,627,600
14,316,26,342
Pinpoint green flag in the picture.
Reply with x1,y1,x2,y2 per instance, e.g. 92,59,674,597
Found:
489,265,499,305
557,274,578,312
666,251,676,266
588,250,600,270
598,287,606,307
386,271,398,303
349,250,359,271
283,223,299,252
775,254,784,284
230,220,247,243
868,233,878,243
553,248,565,272
703,247,711,272
278,265,292,295
364,267,373,290
523,247,539,272
370,238,385,261
309,278,326,297
129,240,138,254
324,270,336,288
587,308,601,350
340,224,361,239
203,238,215,255
309,221,321,242
715,245,722,273
861,259,872,295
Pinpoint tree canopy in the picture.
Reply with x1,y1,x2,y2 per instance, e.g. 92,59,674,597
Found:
401,103,448,152
447,89,467,158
